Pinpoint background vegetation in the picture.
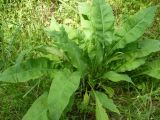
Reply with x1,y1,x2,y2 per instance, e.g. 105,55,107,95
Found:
0,0,160,119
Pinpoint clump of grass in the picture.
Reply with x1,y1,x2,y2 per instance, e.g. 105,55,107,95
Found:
0,1,52,119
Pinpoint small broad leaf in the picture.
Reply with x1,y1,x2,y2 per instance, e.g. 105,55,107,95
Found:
91,0,114,44
95,93,109,120
22,92,48,120
117,58,146,72
102,71,133,83
48,69,81,120
143,60,160,79
82,89,90,109
115,6,157,49
124,39,160,58
95,91,120,114
0,58,52,83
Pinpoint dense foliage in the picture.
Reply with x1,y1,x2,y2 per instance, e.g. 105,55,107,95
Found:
0,0,160,120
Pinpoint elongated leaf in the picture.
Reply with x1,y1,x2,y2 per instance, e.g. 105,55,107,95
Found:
48,69,81,120
37,46,64,58
95,91,120,114
15,49,32,66
0,58,51,83
89,41,104,66
124,39,160,58
63,94,75,114
117,58,146,72
143,60,160,79
49,27,88,74
91,0,114,44
78,2,92,39
22,92,48,120
64,42,88,74
115,6,157,49
95,92,109,120
103,71,133,83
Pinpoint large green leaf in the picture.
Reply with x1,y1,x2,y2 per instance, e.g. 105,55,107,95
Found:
48,69,81,120
143,60,160,79
0,58,52,83
78,2,92,40
63,42,88,74
22,92,48,120
37,46,64,58
102,71,133,83
95,92,109,120
95,91,120,114
115,6,157,49
49,27,88,74
78,2,103,66
91,0,114,44
117,58,146,72
124,39,160,59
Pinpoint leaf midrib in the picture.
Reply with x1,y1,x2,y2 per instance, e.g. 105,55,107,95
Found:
114,8,154,49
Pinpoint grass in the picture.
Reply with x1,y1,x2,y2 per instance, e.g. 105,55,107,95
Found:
0,0,160,120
